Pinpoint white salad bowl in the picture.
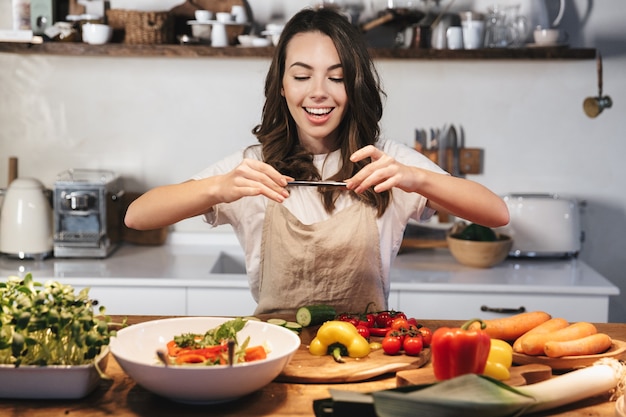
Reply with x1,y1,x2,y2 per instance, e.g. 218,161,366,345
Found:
109,316,300,404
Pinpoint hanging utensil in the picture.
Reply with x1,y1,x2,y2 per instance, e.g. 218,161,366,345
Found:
583,52,612,118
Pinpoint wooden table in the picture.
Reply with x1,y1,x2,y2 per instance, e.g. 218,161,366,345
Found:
2,316,625,417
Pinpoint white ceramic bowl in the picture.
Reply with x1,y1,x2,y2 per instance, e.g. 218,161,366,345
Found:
109,317,300,404
0,350,108,399
533,28,559,45
82,23,113,45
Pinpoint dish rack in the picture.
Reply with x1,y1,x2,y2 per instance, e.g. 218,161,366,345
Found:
106,9,175,44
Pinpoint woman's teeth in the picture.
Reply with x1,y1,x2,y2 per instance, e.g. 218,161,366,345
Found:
305,107,332,115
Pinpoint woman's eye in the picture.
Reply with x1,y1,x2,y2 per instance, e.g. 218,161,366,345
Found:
329,77,344,83
294,76,310,81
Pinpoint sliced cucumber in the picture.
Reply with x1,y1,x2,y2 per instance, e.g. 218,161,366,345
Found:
243,316,261,321
267,318,287,327
296,305,337,327
284,321,303,334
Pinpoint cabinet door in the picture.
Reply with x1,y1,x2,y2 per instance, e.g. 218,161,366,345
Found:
398,292,609,322
187,288,258,316
75,286,187,316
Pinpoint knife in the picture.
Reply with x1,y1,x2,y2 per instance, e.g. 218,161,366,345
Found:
287,181,347,187
448,124,460,177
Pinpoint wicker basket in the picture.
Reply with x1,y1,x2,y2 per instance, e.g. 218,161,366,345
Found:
106,9,175,44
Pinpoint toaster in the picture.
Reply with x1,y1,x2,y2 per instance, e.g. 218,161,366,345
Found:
496,193,583,258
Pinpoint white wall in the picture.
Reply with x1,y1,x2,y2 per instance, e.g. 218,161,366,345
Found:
1,0,625,321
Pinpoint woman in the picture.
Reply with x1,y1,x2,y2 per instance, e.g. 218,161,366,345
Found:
125,8,509,315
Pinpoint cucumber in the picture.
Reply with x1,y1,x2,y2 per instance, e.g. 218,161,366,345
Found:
296,305,337,327
267,318,287,327
284,321,303,334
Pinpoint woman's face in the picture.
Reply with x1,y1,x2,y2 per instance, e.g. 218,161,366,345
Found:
281,31,347,154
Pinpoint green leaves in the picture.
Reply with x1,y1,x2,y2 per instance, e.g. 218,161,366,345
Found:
0,273,115,366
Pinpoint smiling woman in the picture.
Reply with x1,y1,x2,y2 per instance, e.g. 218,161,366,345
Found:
124,7,509,317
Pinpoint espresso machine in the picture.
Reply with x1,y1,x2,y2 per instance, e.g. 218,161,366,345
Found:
53,169,124,258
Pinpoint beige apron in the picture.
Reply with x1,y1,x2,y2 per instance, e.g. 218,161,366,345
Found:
254,200,386,315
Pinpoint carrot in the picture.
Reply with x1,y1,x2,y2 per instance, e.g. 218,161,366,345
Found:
543,333,612,358
512,317,569,353
521,321,598,356
244,345,267,362
472,311,552,341
175,353,207,364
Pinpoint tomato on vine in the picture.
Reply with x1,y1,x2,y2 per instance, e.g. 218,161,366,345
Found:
403,334,424,356
382,333,402,355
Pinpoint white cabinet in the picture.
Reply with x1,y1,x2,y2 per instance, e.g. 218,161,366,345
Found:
187,288,257,316
74,286,187,316
398,291,610,322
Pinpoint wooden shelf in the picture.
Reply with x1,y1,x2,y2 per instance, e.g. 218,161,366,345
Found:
0,41,596,60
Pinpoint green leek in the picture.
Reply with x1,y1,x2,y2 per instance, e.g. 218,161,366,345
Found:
343,358,625,417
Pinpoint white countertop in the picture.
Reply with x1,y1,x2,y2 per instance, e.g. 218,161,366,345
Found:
0,232,619,297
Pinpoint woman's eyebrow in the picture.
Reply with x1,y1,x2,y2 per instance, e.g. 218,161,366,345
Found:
288,62,343,71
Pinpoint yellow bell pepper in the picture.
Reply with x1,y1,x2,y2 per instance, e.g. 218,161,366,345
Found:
309,320,371,363
482,338,513,380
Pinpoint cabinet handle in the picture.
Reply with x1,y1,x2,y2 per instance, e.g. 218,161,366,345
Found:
480,305,526,314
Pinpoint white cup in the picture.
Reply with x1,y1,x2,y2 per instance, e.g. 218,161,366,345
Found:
194,10,212,22
533,28,560,45
231,5,247,23
461,20,484,49
215,12,232,23
81,23,112,45
211,23,228,47
446,26,463,50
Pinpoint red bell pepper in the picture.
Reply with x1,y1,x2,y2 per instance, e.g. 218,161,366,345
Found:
431,318,491,381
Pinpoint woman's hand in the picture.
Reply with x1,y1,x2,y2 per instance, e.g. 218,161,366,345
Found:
345,145,416,194
345,145,509,228
125,159,292,231
218,158,292,204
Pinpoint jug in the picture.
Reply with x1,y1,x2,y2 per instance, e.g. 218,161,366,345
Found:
0,178,53,260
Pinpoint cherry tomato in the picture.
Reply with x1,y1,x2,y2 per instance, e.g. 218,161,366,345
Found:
403,335,424,356
391,311,407,321
390,317,409,331
418,326,433,347
356,324,370,340
407,317,418,327
375,311,391,328
382,335,402,355
366,313,376,328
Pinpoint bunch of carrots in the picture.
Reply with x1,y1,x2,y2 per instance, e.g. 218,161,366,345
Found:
471,311,612,358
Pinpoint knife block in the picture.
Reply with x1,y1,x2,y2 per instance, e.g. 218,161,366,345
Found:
420,148,483,175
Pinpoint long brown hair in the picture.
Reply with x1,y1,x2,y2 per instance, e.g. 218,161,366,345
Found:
252,7,390,216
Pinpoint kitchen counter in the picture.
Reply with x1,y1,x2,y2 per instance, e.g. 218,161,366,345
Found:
1,315,624,417
0,232,619,321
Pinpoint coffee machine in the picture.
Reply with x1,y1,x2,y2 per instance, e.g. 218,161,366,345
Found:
53,169,124,258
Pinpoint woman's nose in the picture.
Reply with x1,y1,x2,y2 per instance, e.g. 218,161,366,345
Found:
309,77,328,99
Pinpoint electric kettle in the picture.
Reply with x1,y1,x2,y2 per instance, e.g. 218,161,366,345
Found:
0,177,53,260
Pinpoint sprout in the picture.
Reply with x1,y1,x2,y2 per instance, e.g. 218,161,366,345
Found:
0,273,119,366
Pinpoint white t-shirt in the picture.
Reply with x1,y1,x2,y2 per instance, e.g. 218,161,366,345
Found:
191,138,446,302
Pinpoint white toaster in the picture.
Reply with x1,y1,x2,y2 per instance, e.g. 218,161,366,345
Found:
496,193,583,258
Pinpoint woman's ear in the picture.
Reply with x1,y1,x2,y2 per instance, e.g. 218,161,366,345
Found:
280,86,284,97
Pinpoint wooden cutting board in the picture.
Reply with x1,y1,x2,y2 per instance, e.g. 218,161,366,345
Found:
396,363,553,387
277,344,431,383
